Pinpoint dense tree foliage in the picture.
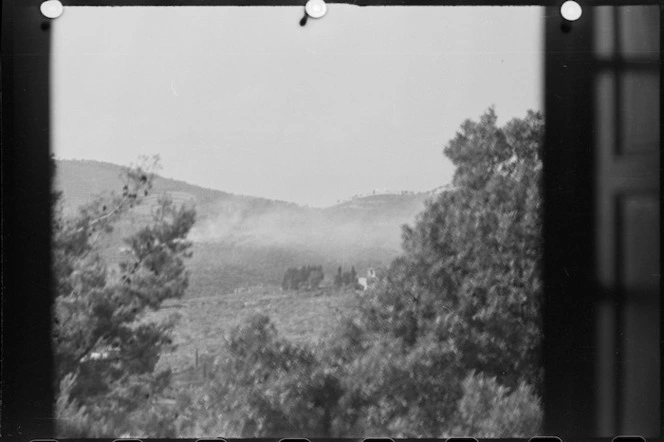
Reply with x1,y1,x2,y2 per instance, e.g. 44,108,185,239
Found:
333,266,359,290
174,315,342,436
53,157,196,437
55,108,543,437
362,107,544,389
173,108,543,438
350,108,543,433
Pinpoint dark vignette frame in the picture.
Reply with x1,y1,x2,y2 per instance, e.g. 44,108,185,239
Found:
1,0,660,441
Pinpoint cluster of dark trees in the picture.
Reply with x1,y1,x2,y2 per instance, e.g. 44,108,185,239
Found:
333,266,359,289
281,265,324,291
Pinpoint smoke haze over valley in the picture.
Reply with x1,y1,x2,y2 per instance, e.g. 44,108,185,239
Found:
55,159,443,295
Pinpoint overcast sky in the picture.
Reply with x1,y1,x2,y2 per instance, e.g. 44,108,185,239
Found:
52,5,543,207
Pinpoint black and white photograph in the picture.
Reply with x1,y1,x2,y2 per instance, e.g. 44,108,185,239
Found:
50,5,544,437
1,1,659,440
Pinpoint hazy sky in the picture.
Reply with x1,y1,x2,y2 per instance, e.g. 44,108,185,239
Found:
52,6,543,207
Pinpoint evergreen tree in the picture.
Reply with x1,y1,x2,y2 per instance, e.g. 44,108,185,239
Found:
362,108,543,389
53,157,196,436
334,266,343,289
327,108,544,435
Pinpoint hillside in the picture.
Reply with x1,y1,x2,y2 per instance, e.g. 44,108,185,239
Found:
53,159,299,220
54,159,436,295
149,287,360,376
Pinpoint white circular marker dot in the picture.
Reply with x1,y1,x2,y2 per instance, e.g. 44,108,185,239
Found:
560,1,582,22
40,0,64,19
305,0,327,19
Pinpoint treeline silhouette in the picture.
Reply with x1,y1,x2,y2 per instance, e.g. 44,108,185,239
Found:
281,265,324,290
333,266,359,289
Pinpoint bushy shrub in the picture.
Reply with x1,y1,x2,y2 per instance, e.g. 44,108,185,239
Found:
56,371,179,438
175,315,343,437
330,333,463,437
55,374,91,437
450,371,542,437
186,312,542,438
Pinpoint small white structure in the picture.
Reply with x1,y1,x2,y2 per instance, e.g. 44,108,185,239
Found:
357,277,368,291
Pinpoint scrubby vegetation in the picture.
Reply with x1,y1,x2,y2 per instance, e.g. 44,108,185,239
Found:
55,108,543,438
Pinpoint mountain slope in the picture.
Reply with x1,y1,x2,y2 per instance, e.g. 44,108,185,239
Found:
54,159,436,296
54,159,299,218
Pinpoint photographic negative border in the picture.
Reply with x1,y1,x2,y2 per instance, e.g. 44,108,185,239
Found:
1,0,660,440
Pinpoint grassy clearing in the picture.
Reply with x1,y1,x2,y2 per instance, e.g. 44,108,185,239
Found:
149,287,361,376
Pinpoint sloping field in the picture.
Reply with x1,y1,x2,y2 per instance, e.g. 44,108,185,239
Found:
148,287,361,377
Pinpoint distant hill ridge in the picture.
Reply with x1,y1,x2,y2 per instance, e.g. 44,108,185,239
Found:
54,158,438,219
55,159,444,296
54,158,296,213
